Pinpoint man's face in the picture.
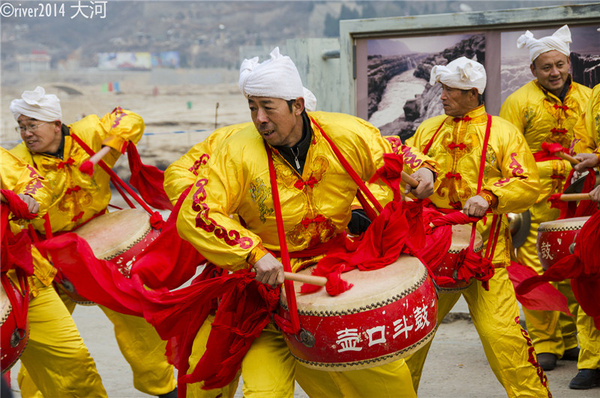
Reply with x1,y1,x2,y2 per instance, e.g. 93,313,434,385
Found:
531,50,571,97
440,84,473,117
17,115,62,153
248,96,304,147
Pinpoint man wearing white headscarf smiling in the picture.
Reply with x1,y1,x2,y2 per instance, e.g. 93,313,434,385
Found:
176,47,439,397
500,26,597,389
404,57,550,397
9,86,179,398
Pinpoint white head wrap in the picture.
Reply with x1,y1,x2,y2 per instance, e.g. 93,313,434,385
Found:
517,25,571,63
430,57,487,94
302,87,317,112
239,47,304,101
10,86,62,122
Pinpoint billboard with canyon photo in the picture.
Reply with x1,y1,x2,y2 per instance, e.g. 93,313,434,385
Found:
360,25,599,141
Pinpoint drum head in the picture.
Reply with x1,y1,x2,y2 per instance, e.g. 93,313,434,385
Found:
449,224,483,253
287,255,427,314
73,209,152,260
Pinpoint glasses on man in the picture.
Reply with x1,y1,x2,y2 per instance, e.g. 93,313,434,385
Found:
15,121,50,134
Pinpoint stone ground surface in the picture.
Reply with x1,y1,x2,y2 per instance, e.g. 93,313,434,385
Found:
7,297,597,398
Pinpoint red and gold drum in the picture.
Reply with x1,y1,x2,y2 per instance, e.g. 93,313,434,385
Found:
1,278,29,373
433,224,484,291
55,209,161,305
279,254,437,371
537,216,590,271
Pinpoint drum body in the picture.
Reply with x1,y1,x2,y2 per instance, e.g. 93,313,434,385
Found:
1,279,29,373
55,209,161,305
279,254,438,371
433,224,484,291
537,216,589,271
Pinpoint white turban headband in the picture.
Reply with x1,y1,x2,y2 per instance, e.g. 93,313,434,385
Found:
517,25,571,63
10,86,62,122
239,47,304,101
430,57,487,94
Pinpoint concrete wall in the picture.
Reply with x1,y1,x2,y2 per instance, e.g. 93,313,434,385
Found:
286,38,341,113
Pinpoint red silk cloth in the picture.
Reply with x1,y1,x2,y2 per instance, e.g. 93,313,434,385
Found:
416,204,495,288
0,190,36,221
506,261,571,315
548,168,598,218
35,231,278,393
516,209,600,329
533,142,568,162
126,141,174,211
1,199,34,275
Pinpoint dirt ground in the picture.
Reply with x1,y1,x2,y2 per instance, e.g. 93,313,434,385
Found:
6,298,593,398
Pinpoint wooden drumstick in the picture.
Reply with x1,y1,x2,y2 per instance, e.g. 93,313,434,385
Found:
558,193,591,201
402,171,419,188
556,151,580,165
89,146,113,165
284,272,327,287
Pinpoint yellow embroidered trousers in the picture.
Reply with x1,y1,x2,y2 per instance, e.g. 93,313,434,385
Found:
16,278,107,398
404,268,552,398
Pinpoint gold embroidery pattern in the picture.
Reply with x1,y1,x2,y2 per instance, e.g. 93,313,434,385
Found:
273,154,337,248
249,177,274,223
436,125,481,206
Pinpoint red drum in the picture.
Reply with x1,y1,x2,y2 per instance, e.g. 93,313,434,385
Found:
55,209,161,305
279,254,438,371
537,216,590,271
1,279,29,373
433,224,484,291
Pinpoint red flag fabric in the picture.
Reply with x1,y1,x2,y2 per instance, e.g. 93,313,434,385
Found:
126,141,174,211
35,233,278,392
1,197,35,275
130,187,206,290
506,261,571,315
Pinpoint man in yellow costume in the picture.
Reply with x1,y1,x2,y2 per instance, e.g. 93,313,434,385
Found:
176,47,437,397
574,82,600,171
8,86,178,398
567,82,600,389
499,25,598,386
404,57,550,397
2,148,108,397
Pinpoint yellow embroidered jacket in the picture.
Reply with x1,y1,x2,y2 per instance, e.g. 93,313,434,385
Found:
177,111,437,271
1,148,56,289
573,83,600,160
500,79,591,202
164,123,252,204
10,108,144,233
407,105,540,266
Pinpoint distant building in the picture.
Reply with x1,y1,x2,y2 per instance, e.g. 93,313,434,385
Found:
98,52,152,71
17,50,51,72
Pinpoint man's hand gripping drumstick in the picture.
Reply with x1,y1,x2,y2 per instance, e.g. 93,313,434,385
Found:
79,146,113,176
403,168,435,199
572,152,600,181
251,253,330,288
